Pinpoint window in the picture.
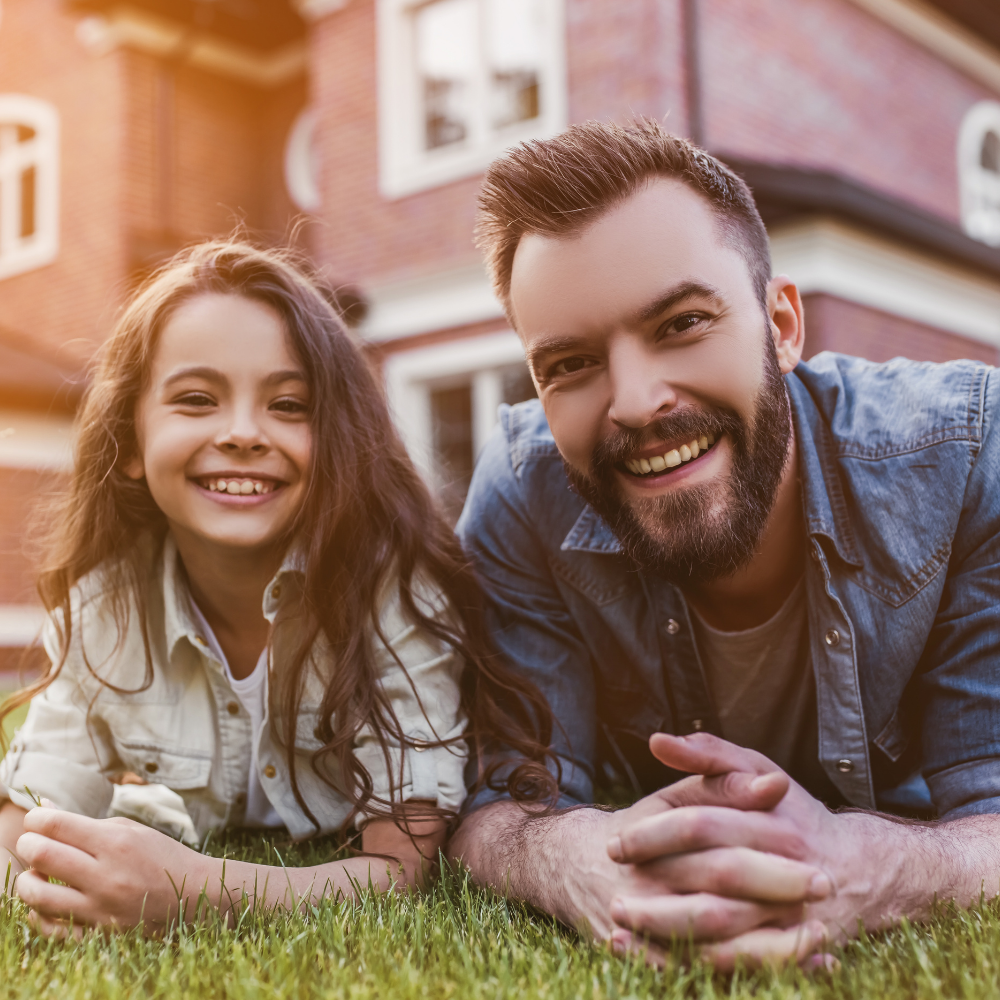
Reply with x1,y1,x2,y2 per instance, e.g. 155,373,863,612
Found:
958,101,1000,247
0,95,59,281
383,331,536,521
377,0,566,198
284,107,321,213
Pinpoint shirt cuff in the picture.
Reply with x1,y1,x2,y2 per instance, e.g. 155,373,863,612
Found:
927,757,1000,818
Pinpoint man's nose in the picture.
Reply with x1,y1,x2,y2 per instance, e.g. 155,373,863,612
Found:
606,338,678,429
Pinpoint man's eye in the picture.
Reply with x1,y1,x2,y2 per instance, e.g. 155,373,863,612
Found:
552,357,589,376
669,313,707,334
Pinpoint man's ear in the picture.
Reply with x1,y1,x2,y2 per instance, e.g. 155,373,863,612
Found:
766,276,805,374
123,453,145,481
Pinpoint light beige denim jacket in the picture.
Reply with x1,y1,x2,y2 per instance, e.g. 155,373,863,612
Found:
0,536,468,842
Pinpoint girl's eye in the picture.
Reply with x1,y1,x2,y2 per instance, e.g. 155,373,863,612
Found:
176,392,215,408
551,357,589,377
270,397,308,415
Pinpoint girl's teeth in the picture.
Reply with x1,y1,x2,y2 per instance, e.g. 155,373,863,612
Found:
628,435,718,477
206,478,274,495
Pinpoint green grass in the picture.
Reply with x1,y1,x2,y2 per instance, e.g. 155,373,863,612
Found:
4,828,1000,999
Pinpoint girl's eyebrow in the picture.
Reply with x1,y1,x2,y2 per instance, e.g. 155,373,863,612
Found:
161,367,307,387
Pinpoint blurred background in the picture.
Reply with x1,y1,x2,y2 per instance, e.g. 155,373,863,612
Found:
0,0,999,678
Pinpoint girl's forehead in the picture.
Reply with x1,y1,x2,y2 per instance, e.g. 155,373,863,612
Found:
153,293,301,378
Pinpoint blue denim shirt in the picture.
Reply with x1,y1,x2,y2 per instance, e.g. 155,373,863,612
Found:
458,353,1000,820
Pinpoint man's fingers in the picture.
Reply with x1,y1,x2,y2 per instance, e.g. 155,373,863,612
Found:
16,831,97,886
611,892,804,943
643,846,832,903
609,806,807,864
609,928,670,969
650,732,778,778
699,919,829,971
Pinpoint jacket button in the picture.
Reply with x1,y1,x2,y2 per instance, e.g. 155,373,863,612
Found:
144,762,158,774
263,764,277,778
824,629,841,647
665,618,681,635
810,546,820,563
271,584,281,600
413,739,428,752
837,758,854,773
195,635,207,646
690,719,704,732
227,701,240,715
235,793,246,806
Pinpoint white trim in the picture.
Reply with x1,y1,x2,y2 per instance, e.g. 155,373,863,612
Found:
383,330,524,479
0,94,59,282
770,218,1000,346
74,10,306,87
0,410,73,472
292,0,350,20
0,606,46,649
957,101,1000,246
358,262,504,341
377,0,567,199
284,108,321,212
845,0,1000,96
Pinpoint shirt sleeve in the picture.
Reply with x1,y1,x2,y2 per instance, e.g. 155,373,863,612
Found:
351,577,469,826
0,604,117,817
918,368,1000,819
456,414,597,813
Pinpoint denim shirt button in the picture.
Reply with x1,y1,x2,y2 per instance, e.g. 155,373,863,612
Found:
836,758,854,773
824,628,841,647
665,618,681,635
690,719,704,732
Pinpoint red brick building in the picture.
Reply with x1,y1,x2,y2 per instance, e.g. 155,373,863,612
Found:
1,0,1000,644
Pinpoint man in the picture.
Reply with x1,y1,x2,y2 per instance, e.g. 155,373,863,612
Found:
449,119,1000,968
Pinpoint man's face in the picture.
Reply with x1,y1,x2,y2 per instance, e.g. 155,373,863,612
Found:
510,178,798,584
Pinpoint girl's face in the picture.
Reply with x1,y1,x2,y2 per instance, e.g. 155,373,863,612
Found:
127,293,312,557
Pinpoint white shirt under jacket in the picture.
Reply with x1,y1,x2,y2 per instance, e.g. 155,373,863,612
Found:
0,535,468,843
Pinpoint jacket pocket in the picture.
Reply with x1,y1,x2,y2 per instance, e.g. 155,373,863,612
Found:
113,742,212,790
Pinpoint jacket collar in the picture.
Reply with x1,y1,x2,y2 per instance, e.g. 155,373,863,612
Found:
162,534,307,659
558,366,862,567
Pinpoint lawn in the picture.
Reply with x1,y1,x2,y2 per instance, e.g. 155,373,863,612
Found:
3,825,1000,1000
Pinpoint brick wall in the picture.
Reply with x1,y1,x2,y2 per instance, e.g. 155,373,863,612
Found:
803,293,998,365
0,467,66,606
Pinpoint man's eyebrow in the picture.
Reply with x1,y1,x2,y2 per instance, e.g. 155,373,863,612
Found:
524,336,590,370
634,280,725,323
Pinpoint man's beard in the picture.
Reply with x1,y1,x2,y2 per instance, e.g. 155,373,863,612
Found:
565,338,792,587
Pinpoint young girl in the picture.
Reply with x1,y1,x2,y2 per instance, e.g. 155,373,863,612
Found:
0,240,553,935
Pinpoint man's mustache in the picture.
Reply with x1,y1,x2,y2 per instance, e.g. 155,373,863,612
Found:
593,408,739,468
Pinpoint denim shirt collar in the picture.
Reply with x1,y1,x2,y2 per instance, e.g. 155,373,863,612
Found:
558,368,863,568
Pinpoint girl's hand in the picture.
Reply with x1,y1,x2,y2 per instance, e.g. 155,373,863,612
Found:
15,807,218,936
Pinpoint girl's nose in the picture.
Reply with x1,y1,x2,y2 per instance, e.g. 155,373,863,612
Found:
216,409,268,452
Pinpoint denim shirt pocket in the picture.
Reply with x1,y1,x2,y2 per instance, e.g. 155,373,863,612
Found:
111,740,212,790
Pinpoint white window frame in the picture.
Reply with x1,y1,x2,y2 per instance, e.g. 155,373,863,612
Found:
958,100,1000,248
0,94,59,281
376,0,567,200
284,107,321,212
383,330,529,488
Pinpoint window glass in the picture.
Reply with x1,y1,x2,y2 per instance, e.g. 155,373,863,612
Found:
415,0,477,150
486,0,542,129
430,382,474,521
959,101,1000,247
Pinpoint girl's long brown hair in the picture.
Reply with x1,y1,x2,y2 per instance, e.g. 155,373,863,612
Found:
0,239,558,829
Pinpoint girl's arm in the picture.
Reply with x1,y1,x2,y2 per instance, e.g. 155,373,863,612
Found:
12,802,445,935
0,801,27,888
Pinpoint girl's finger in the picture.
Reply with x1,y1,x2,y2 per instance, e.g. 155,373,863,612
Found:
28,910,85,942
21,808,112,857
699,919,829,971
610,805,807,864
609,928,670,968
16,832,98,886
15,870,96,925
611,892,805,943
644,846,831,903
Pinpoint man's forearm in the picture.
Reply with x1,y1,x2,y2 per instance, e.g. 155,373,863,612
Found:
448,800,623,936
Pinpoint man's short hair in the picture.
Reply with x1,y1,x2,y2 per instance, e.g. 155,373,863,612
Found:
476,118,772,322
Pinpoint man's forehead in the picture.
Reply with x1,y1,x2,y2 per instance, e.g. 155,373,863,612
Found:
509,178,750,337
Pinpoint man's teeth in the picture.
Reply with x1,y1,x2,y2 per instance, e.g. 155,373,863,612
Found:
625,434,715,476
205,478,274,495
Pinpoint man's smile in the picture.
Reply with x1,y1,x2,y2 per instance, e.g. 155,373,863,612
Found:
621,431,718,478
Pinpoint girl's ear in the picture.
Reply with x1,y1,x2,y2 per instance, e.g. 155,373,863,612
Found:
123,453,145,480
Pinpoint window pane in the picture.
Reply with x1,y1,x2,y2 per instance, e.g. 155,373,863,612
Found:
982,131,1000,173
430,382,474,522
16,125,36,144
415,0,477,150
486,0,542,129
20,166,36,239
502,364,537,405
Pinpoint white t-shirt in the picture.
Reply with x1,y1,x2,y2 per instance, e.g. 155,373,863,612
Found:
190,602,283,828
